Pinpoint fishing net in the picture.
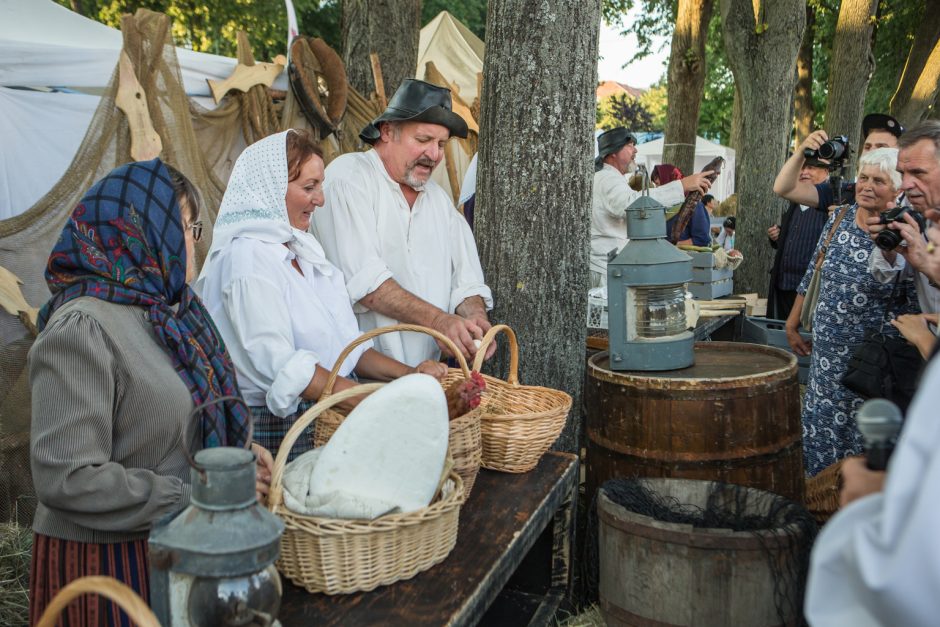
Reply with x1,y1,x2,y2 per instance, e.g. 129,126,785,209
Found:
582,477,818,626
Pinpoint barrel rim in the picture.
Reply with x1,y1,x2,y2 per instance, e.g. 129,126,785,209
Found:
597,480,805,550
588,342,797,385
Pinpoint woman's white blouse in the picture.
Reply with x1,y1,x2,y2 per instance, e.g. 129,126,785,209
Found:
196,237,371,417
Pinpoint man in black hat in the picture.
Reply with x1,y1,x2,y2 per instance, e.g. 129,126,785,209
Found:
590,127,713,287
774,113,905,211
312,79,493,366
766,156,832,319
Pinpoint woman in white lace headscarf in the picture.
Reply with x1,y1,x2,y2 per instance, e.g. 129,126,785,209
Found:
196,130,446,461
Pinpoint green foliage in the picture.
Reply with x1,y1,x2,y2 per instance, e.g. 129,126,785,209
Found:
865,1,925,115
605,0,676,61
640,82,668,130
698,10,733,143
597,91,655,131
422,0,488,39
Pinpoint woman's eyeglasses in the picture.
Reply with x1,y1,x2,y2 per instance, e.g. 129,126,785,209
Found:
187,220,204,243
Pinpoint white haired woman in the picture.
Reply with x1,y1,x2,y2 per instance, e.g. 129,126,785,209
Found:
785,148,921,476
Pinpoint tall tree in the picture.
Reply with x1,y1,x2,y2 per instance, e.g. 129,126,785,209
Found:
662,0,715,175
824,0,879,171
889,2,940,126
477,1,600,453
341,0,421,98
597,92,655,131
721,0,805,295
794,4,816,146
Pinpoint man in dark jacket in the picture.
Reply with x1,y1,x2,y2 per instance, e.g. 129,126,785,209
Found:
767,157,831,319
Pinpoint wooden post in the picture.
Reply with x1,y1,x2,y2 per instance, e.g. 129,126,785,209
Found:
370,52,387,108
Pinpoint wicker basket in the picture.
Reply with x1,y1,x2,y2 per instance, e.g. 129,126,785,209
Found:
443,324,573,473
314,324,483,496
35,576,159,627
269,383,464,595
805,459,845,525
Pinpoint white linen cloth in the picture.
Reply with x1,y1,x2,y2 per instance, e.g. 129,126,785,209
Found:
805,357,940,626
591,163,685,284
312,149,492,366
196,130,370,416
458,152,477,206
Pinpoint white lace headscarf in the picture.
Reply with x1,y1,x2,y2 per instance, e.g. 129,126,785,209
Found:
200,129,334,277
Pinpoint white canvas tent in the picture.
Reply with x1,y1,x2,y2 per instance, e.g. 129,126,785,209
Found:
635,136,736,202
0,0,287,220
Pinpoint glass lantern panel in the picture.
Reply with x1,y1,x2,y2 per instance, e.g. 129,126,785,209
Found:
633,284,687,338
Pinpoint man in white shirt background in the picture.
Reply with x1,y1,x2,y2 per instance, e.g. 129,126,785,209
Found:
589,127,712,287
312,79,493,366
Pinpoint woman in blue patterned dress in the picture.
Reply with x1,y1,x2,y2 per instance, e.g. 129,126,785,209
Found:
785,148,920,476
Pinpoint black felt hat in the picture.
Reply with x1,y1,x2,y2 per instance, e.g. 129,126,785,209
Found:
597,127,637,159
359,79,469,145
862,113,905,139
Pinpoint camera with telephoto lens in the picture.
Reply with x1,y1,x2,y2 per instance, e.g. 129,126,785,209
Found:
803,135,851,165
874,205,927,251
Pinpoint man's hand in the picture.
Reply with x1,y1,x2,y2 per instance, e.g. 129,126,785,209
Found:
786,323,811,356
891,313,939,360
921,212,940,285
430,311,484,361
250,442,274,506
767,224,780,242
800,129,829,155
414,359,448,381
681,171,714,195
839,456,886,508
455,296,496,361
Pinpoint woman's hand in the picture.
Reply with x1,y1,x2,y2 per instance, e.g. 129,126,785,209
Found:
250,442,274,506
414,359,448,381
786,323,811,356
839,456,886,508
891,313,938,360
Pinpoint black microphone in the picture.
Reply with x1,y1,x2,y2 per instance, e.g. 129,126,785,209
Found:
856,399,903,471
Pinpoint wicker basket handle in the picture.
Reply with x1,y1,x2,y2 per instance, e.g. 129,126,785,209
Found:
35,576,160,627
471,324,519,385
268,382,385,509
322,323,471,397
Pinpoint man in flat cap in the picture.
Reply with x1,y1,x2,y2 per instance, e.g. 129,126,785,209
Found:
312,79,492,366
590,127,713,287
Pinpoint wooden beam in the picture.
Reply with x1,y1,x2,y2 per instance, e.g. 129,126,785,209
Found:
115,50,162,162
370,52,387,108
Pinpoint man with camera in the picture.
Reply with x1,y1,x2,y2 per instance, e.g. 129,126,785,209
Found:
866,121,940,347
773,113,903,211
766,156,832,319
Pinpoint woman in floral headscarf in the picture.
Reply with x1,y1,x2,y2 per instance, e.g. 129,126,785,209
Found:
196,130,446,463
28,159,267,626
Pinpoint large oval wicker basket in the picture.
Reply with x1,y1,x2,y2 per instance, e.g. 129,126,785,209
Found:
268,383,464,595
805,458,845,525
314,324,483,496
35,576,159,627
443,324,573,473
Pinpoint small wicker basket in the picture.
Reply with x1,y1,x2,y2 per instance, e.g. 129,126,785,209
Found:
443,324,573,473
269,383,464,595
35,576,159,627
314,324,483,496
805,458,845,525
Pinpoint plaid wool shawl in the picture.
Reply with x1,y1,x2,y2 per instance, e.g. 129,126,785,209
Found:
37,159,250,448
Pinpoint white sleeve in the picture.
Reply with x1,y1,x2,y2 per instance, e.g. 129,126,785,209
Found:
316,178,394,303
648,180,686,207
596,170,639,218
448,210,493,312
868,247,905,284
224,274,319,417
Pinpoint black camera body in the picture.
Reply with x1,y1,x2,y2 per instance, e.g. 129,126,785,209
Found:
875,206,927,250
804,135,851,165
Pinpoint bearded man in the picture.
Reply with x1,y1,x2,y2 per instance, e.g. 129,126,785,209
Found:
313,79,493,366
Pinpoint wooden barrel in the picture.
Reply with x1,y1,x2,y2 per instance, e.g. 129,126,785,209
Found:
598,478,807,627
586,342,803,504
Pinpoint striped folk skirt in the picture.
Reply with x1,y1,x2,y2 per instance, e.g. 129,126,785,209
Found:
29,533,149,627
250,400,315,463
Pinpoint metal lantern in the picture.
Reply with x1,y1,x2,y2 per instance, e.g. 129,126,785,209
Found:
607,193,694,371
149,447,285,627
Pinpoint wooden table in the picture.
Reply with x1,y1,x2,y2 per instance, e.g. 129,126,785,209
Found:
278,451,580,626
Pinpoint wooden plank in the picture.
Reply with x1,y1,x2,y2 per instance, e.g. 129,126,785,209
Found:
205,55,286,104
278,451,579,626
370,52,387,109
115,50,161,161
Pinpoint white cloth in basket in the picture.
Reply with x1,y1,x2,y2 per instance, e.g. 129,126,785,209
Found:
281,374,449,519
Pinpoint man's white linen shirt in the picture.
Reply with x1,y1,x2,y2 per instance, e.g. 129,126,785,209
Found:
312,149,493,366
869,237,940,323
591,164,685,277
196,237,370,417
805,357,940,626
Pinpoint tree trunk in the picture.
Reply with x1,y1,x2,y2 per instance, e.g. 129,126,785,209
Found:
720,0,805,296
69,0,84,15
793,4,815,146
890,1,940,127
662,0,715,176
477,0,600,454
341,0,421,98
824,0,878,175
